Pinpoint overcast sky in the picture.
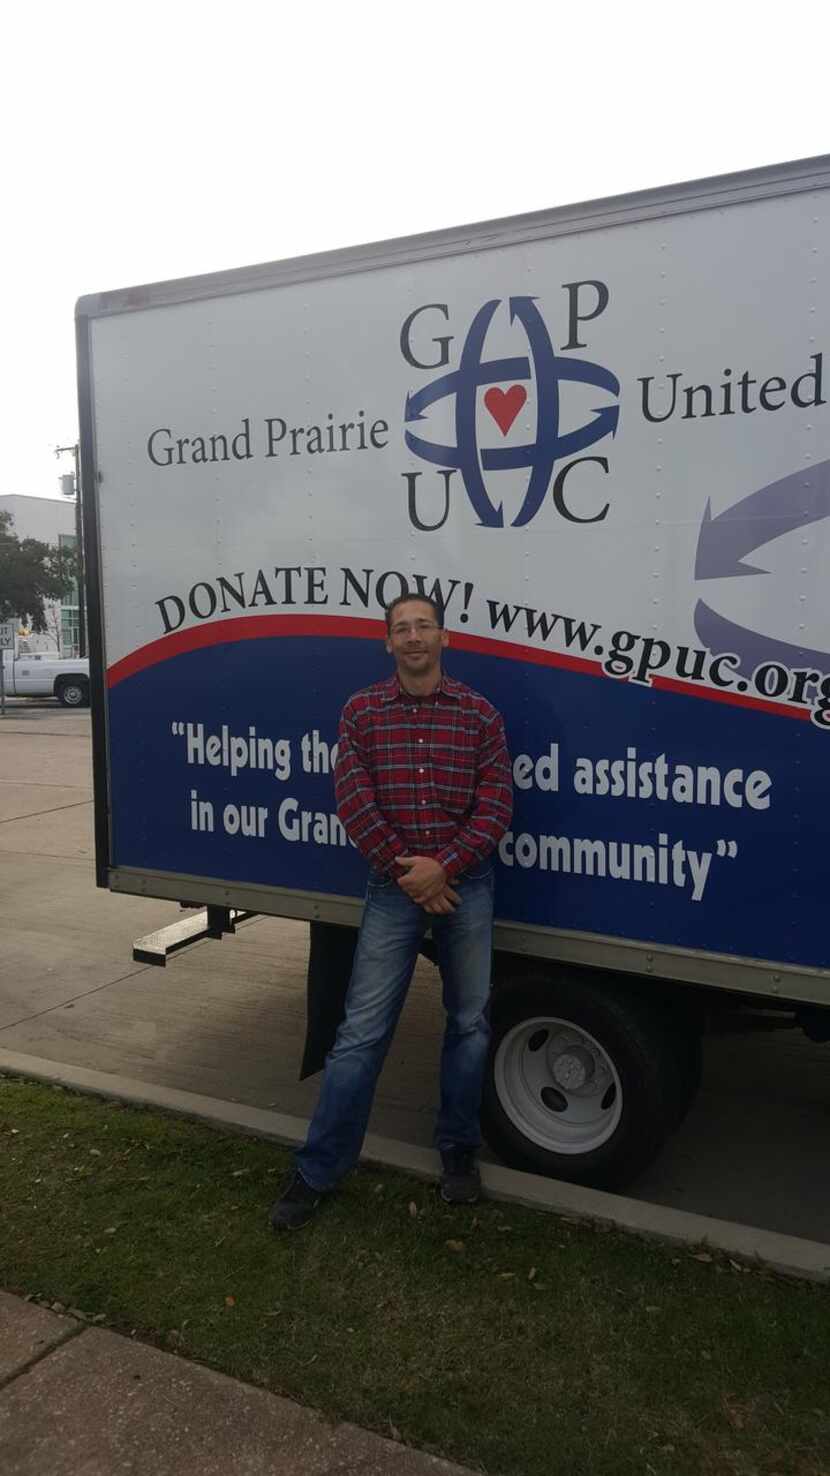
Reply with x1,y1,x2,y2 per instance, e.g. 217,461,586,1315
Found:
3,0,828,503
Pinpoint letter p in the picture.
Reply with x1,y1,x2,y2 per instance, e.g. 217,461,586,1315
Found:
264,418,287,457
633,637,671,686
561,280,610,350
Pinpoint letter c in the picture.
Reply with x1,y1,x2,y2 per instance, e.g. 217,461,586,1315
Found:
723,769,745,808
552,457,610,524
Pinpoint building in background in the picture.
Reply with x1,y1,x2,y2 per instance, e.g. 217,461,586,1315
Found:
0,494,80,656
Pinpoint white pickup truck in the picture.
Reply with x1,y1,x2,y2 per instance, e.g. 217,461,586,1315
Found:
1,650,90,706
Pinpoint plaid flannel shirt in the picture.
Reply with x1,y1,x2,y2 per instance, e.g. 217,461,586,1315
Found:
334,671,512,881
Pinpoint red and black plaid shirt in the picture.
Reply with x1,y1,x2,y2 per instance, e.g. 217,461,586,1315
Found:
334,671,513,881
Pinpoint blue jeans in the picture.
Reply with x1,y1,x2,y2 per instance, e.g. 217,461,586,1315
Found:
295,866,494,1192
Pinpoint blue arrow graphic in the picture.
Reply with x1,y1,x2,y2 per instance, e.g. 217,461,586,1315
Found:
403,296,621,528
455,300,507,526
695,459,830,580
404,356,529,422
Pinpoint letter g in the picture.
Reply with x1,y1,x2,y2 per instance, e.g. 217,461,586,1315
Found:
400,304,453,370
147,428,173,466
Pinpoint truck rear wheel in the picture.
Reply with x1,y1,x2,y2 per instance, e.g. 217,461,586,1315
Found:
56,678,89,708
482,974,689,1191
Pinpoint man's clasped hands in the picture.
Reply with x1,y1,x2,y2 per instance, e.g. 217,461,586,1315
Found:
395,856,460,914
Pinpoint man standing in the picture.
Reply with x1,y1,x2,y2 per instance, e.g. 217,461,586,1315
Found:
270,594,512,1230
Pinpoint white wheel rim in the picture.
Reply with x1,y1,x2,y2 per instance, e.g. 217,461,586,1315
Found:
494,1015,623,1155
63,686,83,705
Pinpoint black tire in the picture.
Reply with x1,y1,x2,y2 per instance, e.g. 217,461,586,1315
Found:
56,678,89,708
482,974,684,1191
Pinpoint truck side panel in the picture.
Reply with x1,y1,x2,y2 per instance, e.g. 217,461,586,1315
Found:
78,159,830,990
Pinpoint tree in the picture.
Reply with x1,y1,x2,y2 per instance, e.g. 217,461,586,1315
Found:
0,509,77,632
44,603,64,651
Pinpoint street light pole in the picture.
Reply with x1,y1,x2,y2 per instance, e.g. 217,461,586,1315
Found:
55,442,86,658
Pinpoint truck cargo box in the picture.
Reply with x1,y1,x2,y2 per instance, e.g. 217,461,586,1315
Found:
77,154,830,1185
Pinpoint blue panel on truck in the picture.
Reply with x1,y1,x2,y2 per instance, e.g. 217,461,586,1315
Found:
107,627,824,970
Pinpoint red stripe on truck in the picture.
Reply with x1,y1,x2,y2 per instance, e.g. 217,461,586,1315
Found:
105,612,810,724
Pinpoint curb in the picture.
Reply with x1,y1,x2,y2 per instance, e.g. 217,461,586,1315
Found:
2,1046,829,1284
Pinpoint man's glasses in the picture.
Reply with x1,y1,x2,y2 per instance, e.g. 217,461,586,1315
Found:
389,620,440,637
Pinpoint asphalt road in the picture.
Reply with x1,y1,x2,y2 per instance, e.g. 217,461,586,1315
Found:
1,699,829,1244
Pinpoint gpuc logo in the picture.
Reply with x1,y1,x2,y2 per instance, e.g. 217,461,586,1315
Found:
400,291,620,530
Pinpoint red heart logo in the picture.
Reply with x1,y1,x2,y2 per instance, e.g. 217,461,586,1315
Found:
484,385,527,435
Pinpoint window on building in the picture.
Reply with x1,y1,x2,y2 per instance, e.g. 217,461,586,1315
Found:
57,534,80,655
61,607,80,658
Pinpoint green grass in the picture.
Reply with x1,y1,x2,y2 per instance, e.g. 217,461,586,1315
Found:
1,1076,829,1476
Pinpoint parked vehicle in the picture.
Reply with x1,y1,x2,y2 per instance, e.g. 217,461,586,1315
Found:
1,649,90,706
76,154,830,1188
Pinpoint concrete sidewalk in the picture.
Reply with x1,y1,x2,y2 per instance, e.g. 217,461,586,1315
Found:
0,1290,469,1476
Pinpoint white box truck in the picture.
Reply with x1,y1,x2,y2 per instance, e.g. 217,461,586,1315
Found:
76,154,830,1189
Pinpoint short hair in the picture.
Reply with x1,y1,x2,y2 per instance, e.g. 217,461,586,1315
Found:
384,593,444,631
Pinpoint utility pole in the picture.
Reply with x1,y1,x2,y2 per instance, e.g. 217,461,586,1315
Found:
55,442,86,658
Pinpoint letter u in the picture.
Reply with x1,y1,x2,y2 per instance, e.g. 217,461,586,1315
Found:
403,470,454,532
640,373,681,424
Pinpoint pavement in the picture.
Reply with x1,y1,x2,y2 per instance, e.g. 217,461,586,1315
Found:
0,1291,470,1475
3,698,830,1470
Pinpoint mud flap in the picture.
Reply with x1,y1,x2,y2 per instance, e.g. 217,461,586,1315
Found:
299,920,440,1079
300,921,358,1080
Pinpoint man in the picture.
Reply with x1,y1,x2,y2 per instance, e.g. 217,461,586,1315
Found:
270,594,512,1230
